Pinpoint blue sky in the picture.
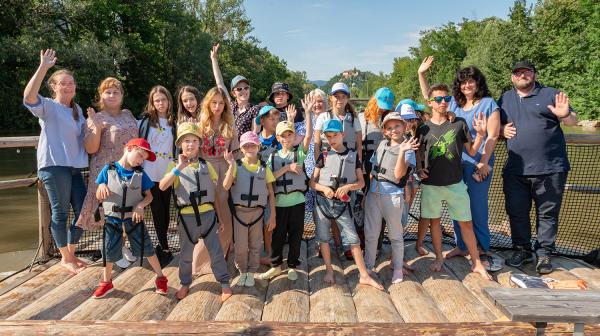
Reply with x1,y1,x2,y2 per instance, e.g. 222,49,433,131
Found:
244,0,517,80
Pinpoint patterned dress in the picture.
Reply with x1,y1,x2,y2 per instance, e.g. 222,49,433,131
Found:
232,101,260,139
76,110,138,230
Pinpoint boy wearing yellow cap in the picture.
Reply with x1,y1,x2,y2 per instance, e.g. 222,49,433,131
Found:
258,102,313,281
159,122,232,301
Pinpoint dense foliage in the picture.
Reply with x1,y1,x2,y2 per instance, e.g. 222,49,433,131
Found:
0,0,309,131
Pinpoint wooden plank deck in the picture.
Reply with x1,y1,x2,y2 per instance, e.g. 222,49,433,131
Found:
1,240,599,331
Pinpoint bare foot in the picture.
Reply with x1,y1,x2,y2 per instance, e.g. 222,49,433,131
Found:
221,287,233,302
323,270,335,285
415,243,428,256
260,256,271,266
60,260,83,274
176,286,190,300
430,258,444,272
471,263,492,280
443,247,468,259
359,274,384,291
74,257,89,268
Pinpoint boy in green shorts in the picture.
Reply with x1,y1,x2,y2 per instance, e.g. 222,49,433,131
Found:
415,83,491,280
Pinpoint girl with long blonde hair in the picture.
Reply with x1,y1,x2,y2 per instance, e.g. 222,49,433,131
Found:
192,87,239,275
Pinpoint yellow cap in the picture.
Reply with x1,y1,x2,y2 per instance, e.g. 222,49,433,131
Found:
176,122,201,146
276,121,295,136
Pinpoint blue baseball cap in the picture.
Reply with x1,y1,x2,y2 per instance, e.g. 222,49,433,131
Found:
375,87,395,110
395,98,426,112
322,119,343,133
230,75,248,89
330,82,350,96
255,105,277,124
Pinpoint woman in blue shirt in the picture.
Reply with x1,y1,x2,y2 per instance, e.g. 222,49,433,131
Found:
23,49,88,274
418,56,502,271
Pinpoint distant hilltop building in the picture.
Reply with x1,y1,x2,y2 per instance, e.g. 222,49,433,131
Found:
342,69,359,78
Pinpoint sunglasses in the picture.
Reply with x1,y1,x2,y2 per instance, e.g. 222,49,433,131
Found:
428,96,452,103
233,86,250,92
512,70,534,77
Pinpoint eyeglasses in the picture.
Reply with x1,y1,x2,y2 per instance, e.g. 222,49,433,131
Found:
233,86,250,92
428,96,452,103
512,70,534,77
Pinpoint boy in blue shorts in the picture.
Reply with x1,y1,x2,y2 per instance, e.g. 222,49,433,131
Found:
93,138,168,298
415,84,491,280
310,119,382,289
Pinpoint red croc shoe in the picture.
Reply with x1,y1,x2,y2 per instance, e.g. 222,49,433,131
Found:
155,276,168,295
92,281,114,299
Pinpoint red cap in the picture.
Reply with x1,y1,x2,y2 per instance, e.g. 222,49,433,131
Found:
126,138,156,162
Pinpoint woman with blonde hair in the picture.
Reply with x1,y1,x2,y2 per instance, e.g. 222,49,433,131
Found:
192,87,240,274
77,77,138,236
23,49,88,274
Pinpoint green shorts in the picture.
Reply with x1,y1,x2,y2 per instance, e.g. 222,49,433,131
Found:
420,181,472,221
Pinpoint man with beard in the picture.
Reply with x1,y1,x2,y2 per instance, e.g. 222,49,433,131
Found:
498,60,577,274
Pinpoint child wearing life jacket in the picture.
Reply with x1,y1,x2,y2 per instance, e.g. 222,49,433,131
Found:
363,112,420,284
258,96,314,281
223,131,276,287
92,138,168,298
310,119,382,290
159,122,232,301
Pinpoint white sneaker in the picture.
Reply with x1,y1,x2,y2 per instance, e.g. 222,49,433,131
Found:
115,258,130,269
258,266,282,280
244,272,255,287
122,246,137,262
287,269,298,281
237,273,247,286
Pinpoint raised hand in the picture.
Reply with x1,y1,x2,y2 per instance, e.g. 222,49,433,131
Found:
399,137,420,152
301,94,316,115
502,122,517,139
418,56,434,74
86,107,104,132
177,154,190,170
548,92,570,118
223,148,235,165
210,43,220,61
472,112,488,136
39,49,57,69
285,104,297,122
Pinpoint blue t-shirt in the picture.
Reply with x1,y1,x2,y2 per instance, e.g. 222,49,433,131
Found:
498,83,571,175
259,133,282,150
449,96,499,165
23,95,88,170
369,149,416,195
96,161,154,191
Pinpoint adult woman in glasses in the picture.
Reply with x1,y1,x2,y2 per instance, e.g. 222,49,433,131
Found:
417,56,502,272
211,43,260,139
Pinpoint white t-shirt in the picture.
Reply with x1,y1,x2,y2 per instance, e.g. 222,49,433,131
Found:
138,117,174,182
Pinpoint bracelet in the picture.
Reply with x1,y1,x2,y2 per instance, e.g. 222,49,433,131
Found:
171,167,181,176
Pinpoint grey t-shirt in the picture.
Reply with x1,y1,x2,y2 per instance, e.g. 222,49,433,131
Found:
24,95,88,169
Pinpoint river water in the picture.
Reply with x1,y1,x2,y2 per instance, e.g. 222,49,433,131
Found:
0,126,598,274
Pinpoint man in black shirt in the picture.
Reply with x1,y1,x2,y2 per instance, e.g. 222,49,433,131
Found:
416,83,491,280
499,60,577,274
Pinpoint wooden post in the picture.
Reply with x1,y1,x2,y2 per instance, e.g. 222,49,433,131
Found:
37,179,53,258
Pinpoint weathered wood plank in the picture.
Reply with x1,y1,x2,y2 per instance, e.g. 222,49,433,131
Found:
403,243,496,322
339,243,402,323
213,262,269,321
109,256,180,321
434,243,507,320
0,177,38,190
0,136,38,148
551,256,600,289
0,259,58,293
166,273,224,321
307,239,358,323
261,242,310,322
0,320,555,335
483,288,600,324
7,263,120,320
377,242,447,323
62,263,155,320
0,260,73,319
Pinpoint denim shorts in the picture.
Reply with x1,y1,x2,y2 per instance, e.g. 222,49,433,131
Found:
103,218,155,263
314,193,360,246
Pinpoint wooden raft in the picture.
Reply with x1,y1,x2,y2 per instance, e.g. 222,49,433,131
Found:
1,240,599,328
